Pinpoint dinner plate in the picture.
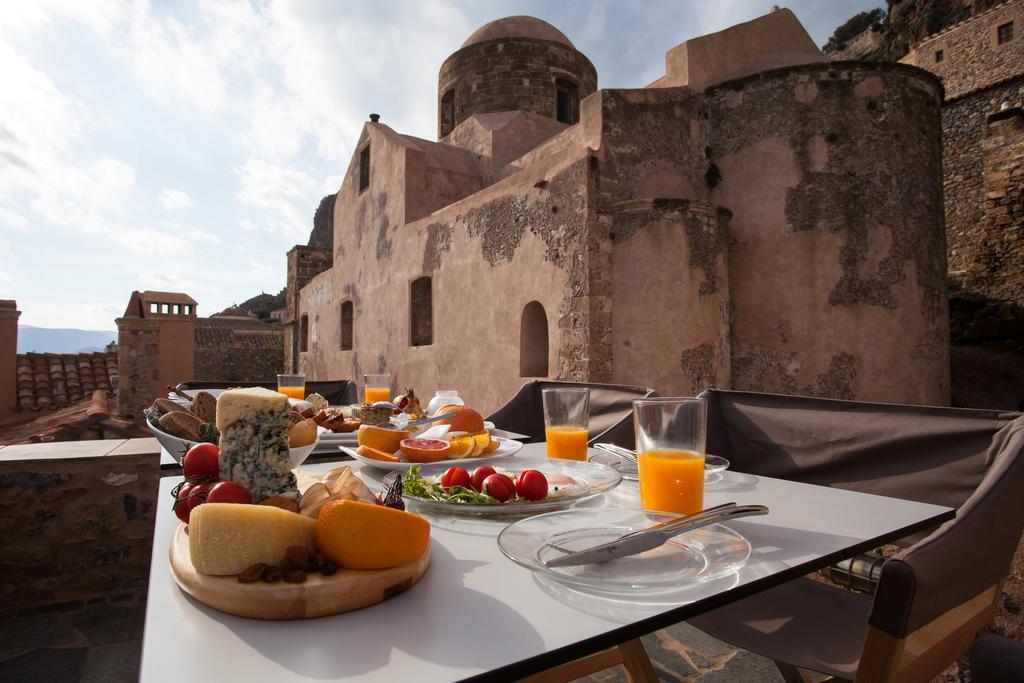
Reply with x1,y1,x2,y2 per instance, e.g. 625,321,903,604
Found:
340,436,524,471
587,452,730,482
381,457,621,516
498,508,751,593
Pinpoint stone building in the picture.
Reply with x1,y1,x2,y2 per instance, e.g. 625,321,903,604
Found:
116,291,284,419
285,9,950,413
901,0,1024,326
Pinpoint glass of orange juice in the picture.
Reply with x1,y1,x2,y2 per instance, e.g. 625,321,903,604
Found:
277,373,306,400
542,387,590,460
633,397,707,516
363,374,391,403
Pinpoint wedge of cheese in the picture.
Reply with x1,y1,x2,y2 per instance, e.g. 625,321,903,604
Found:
216,387,298,502
189,503,317,575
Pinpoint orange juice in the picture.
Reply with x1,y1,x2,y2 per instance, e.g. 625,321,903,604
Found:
364,386,391,403
545,426,589,460
277,386,305,400
638,449,705,515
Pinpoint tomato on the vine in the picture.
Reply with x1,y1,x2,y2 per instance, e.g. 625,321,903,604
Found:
483,473,516,503
183,442,220,482
470,465,497,492
173,482,194,523
206,481,252,505
440,467,472,492
187,482,215,511
515,470,548,501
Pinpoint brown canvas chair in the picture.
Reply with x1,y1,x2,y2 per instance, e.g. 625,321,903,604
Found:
687,389,1024,681
177,379,356,406
486,380,658,448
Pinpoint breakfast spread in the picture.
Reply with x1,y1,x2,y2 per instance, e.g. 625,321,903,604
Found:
167,387,433,619
353,404,502,464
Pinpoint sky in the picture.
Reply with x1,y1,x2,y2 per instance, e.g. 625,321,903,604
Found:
0,0,883,331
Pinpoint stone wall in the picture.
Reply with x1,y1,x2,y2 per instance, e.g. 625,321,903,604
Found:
193,346,284,382
438,38,597,138
115,318,160,420
0,439,160,680
902,0,1024,99
285,246,332,373
943,78,1024,291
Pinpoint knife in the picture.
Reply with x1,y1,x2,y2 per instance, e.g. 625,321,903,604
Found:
543,503,769,568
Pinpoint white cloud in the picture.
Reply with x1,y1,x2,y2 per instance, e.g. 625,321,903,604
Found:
0,206,28,231
186,229,223,245
158,188,193,210
237,158,320,240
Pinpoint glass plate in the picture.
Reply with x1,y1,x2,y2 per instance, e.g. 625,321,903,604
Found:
587,452,729,482
381,457,621,516
497,508,751,593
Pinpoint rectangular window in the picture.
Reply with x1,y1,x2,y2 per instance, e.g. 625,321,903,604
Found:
359,145,370,192
161,303,170,314
935,49,944,62
410,277,432,347
172,304,180,315
149,303,158,314
556,80,579,124
997,21,1014,45
440,90,455,137
340,301,353,351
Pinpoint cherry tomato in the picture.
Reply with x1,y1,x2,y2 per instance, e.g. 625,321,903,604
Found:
173,482,194,523
187,482,215,511
515,470,548,501
483,473,516,503
470,465,497,492
440,467,473,492
206,481,252,505
183,443,220,482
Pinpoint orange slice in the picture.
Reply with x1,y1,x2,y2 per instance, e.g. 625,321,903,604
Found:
316,499,429,570
356,444,401,462
446,436,475,459
470,432,492,456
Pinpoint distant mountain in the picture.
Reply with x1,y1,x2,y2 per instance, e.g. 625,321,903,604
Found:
235,289,286,321
17,325,117,354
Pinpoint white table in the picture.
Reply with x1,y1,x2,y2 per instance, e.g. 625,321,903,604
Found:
140,444,952,682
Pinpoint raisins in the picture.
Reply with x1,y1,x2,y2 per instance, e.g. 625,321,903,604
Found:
283,570,307,584
286,545,314,572
237,563,267,583
263,566,283,583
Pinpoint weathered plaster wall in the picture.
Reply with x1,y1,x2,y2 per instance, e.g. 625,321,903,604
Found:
589,88,710,205
438,37,597,138
606,200,731,396
707,62,950,405
115,319,160,420
299,145,598,414
0,301,19,415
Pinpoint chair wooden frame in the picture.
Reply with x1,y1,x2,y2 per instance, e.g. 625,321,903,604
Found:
523,638,658,683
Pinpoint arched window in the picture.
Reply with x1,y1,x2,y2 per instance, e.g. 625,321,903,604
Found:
555,79,579,125
440,89,456,137
410,277,432,346
300,314,309,353
519,301,548,377
340,300,353,350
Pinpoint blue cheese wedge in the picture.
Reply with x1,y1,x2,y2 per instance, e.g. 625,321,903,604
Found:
216,387,299,502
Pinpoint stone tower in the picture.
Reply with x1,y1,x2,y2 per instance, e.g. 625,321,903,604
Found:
437,16,597,138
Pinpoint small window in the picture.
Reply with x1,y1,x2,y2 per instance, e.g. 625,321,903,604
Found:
300,314,309,352
998,22,1014,45
161,303,170,314
555,79,579,124
340,300,353,351
184,305,191,315
149,303,157,314
519,301,548,377
172,304,180,315
359,145,370,192
440,89,456,137
410,277,432,347
935,49,944,63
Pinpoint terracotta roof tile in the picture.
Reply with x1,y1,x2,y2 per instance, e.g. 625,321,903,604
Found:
15,352,118,412
0,390,148,445
194,317,284,350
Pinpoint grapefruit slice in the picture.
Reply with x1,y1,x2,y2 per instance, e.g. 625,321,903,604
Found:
399,438,451,463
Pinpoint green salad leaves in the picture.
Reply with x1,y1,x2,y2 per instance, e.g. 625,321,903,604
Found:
402,466,502,504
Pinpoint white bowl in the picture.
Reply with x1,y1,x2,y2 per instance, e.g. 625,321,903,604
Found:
146,420,318,468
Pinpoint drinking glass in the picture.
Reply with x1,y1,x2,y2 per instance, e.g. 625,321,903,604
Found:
277,373,305,400
542,387,590,460
363,373,391,403
633,397,707,515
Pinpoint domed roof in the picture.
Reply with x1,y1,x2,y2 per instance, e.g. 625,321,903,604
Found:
461,16,575,49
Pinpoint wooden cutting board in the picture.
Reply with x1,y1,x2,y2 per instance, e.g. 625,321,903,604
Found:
169,523,430,620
